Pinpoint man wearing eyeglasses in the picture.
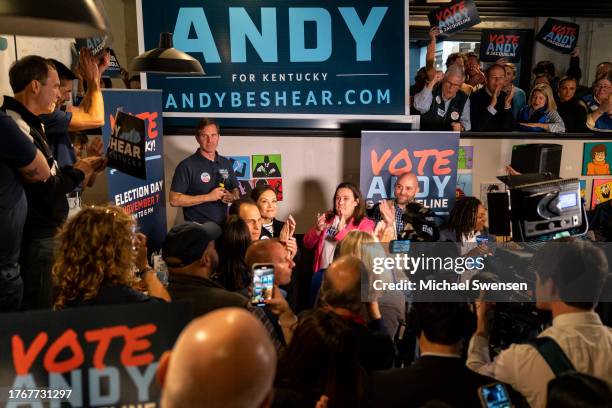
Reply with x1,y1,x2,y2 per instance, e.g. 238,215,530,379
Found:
170,118,240,225
413,64,471,132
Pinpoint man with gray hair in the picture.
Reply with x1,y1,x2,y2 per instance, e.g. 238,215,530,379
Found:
414,64,471,131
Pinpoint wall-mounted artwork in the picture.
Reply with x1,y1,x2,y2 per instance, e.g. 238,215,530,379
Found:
591,179,612,210
457,146,474,170
582,142,612,176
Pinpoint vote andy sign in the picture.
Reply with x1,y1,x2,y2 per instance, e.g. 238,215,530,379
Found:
536,18,579,54
0,302,190,407
138,0,408,122
428,0,480,37
479,29,528,63
360,131,459,214
75,36,122,78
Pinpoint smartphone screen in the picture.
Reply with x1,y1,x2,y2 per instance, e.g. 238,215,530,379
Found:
478,382,511,408
251,264,275,306
390,240,411,253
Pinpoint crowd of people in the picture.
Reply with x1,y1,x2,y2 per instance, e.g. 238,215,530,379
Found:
411,28,611,133
1,45,612,408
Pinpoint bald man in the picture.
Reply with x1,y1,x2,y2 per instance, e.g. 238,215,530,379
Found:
159,308,276,408
369,172,419,237
319,256,395,372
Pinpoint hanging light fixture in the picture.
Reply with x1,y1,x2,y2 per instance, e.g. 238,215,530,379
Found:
130,32,204,74
0,0,106,38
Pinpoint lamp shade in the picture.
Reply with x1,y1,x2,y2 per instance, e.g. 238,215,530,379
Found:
130,32,204,74
0,0,106,38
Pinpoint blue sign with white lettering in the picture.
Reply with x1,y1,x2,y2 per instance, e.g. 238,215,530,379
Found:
102,90,167,252
360,131,459,214
138,0,407,121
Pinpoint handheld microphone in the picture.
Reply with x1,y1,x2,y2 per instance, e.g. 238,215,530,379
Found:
218,171,229,188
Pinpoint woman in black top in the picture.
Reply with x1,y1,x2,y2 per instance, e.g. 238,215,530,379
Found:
251,184,296,239
52,205,169,309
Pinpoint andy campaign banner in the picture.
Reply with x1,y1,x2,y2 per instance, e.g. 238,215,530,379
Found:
428,0,480,37
360,131,460,214
138,0,408,122
535,18,579,54
479,29,528,63
0,302,190,407
102,89,167,252
75,36,122,78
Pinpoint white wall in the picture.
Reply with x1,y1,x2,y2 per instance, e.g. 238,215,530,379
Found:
461,137,602,205
0,35,16,95
0,35,74,96
163,135,361,233
161,134,607,234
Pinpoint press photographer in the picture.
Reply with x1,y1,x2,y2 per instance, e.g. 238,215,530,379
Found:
467,239,612,408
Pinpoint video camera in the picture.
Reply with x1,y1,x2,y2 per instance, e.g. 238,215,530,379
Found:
481,174,588,350
490,173,587,242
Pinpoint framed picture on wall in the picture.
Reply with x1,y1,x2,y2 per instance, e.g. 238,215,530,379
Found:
252,178,283,201
582,142,612,176
579,179,587,208
591,179,612,210
229,156,251,180
252,154,282,179
458,146,474,170
456,174,473,197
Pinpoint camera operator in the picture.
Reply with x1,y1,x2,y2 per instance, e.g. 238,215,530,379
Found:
467,239,612,407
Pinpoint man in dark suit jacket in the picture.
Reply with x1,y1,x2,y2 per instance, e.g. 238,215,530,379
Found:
368,302,497,407
470,64,515,132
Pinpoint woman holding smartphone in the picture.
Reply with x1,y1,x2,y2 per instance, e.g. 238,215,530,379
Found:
304,182,375,274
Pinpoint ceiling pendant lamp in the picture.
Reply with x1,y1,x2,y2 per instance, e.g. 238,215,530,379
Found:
0,0,106,38
130,32,204,74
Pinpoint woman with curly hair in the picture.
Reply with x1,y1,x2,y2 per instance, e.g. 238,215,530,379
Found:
439,197,494,258
52,205,170,309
